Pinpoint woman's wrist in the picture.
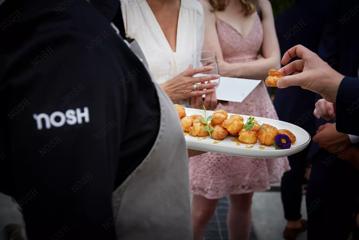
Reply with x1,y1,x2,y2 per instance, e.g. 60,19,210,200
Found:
219,61,243,77
219,61,230,76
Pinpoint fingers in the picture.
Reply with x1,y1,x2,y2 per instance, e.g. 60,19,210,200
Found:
317,100,335,120
278,60,305,89
279,60,304,76
277,72,306,88
316,124,327,134
281,45,313,65
190,96,203,109
210,97,217,110
194,82,217,91
182,65,214,77
209,92,217,109
312,133,319,143
203,92,217,110
313,108,320,119
190,74,220,85
314,99,336,120
315,123,331,135
314,99,325,119
190,88,215,98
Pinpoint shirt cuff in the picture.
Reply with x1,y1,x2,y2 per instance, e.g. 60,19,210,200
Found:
348,135,359,144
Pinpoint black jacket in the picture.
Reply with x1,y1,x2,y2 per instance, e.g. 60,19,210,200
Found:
0,0,159,239
336,77,359,135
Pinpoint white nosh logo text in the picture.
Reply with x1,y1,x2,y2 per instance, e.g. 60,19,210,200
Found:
33,107,90,130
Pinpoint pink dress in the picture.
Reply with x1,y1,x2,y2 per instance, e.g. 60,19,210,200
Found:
189,14,290,199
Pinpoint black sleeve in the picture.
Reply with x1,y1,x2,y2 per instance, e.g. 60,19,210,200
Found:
336,77,359,135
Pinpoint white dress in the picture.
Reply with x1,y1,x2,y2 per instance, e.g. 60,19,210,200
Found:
120,0,204,84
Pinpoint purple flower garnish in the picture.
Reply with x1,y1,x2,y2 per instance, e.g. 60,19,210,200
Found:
275,134,292,149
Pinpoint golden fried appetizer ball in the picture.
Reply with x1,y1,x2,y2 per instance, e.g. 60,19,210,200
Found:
265,69,283,87
181,116,193,132
211,110,228,126
231,115,244,121
222,115,244,136
278,129,296,144
211,125,228,140
258,124,279,146
238,129,258,144
174,104,186,119
189,121,209,137
191,115,204,121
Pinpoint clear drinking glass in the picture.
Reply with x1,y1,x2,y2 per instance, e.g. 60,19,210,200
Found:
198,51,220,86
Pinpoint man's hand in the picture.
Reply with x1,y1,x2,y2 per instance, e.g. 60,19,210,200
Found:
277,45,344,102
313,99,336,121
313,123,351,154
337,147,359,170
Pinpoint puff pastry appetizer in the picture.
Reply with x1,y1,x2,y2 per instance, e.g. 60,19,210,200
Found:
222,115,244,136
212,125,229,140
189,119,209,137
265,69,283,87
238,129,258,144
258,124,279,146
211,110,228,126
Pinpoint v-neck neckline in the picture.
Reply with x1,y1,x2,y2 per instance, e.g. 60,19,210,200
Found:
143,0,182,54
216,14,259,39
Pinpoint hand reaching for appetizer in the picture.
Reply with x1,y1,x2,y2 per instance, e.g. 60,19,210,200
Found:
277,45,344,102
313,99,336,121
313,123,351,154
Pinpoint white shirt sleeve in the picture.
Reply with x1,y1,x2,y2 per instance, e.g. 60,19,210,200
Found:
348,135,359,144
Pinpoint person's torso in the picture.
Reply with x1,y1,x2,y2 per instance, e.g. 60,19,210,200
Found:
0,0,160,238
216,12,263,63
120,0,204,84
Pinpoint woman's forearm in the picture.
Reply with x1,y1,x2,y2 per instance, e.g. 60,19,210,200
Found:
219,57,280,80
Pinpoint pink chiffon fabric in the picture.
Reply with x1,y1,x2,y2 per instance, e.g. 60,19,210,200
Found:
189,14,290,199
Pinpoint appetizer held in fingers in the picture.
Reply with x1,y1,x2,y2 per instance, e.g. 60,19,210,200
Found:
265,69,283,87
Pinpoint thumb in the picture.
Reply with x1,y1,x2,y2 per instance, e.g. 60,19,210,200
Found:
277,73,305,88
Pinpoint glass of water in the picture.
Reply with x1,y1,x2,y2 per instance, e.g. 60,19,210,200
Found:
192,50,220,90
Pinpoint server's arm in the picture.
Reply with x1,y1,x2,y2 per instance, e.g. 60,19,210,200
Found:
1,31,128,240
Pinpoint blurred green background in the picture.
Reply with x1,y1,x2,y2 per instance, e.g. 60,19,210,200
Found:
271,0,295,16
